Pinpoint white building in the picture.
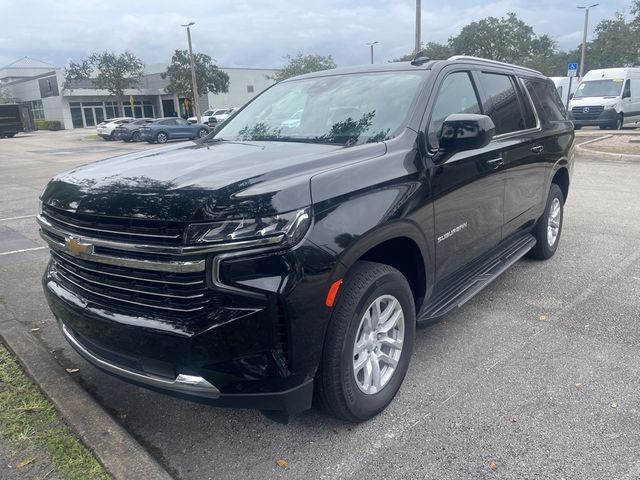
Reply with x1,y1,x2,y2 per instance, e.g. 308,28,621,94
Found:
1,57,277,129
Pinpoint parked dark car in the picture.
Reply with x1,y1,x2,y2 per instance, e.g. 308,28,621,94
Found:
38,55,574,422
139,117,209,144
113,118,155,142
0,104,28,138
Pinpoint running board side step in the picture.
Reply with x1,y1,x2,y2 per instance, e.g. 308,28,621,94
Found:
418,234,536,322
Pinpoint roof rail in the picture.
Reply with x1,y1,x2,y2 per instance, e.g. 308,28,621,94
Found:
447,55,542,75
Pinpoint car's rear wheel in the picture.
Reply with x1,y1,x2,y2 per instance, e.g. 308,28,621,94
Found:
155,132,168,144
131,131,140,142
197,128,208,138
315,261,415,422
528,183,564,260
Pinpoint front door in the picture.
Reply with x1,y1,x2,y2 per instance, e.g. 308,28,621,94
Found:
426,69,505,282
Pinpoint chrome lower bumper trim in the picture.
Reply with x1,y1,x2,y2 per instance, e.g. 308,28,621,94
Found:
61,323,221,398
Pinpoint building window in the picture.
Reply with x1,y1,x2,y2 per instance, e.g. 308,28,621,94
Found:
29,100,45,120
246,85,254,93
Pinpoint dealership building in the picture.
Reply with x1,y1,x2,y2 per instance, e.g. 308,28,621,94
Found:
1,57,276,129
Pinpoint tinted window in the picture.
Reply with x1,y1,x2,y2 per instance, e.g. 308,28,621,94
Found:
427,71,481,148
478,73,525,135
219,71,427,146
524,79,567,122
161,119,177,125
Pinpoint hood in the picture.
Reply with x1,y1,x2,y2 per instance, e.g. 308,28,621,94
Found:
41,140,385,222
569,96,619,108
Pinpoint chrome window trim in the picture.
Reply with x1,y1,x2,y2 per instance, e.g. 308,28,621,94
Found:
61,323,220,398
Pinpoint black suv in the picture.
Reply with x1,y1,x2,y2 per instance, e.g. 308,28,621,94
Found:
38,55,574,422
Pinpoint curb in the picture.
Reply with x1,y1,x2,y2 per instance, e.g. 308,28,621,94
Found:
576,135,640,159
0,316,174,480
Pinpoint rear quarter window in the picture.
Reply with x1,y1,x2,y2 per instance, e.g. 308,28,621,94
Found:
523,79,567,122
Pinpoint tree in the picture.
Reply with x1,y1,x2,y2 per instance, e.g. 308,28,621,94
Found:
64,51,144,116
449,13,556,67
0,85,13,104
391,42,453,62
162,50,229,109
269,53,336,82
587,12,639,69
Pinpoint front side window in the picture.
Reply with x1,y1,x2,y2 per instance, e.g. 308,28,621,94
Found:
623,79,631,97
477,72,526,135
217,71,428,146
427,71,481,148
176,118,189,125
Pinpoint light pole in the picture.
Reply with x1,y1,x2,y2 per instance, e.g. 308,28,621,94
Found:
415,0,421,55
577,4,598,78
181,22,201,123
366,41,379,64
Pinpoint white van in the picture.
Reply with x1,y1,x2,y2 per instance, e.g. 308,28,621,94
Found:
550,77,579,107
568,68,640,130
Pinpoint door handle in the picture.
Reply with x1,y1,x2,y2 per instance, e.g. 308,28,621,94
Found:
486,157,504,169
531,145,544,154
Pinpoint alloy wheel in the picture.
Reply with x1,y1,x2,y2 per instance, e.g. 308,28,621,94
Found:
547,197,561,247
352,294,404,395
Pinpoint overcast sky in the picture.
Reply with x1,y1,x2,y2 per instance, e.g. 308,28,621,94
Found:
0,0,634,70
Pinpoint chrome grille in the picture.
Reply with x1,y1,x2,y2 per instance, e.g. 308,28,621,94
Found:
42,204,185,245
51,250,220,314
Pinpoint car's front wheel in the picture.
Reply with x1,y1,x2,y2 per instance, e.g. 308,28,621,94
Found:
316,261,415,422
131,131,141,142
155,132,168,144
528,183,564,260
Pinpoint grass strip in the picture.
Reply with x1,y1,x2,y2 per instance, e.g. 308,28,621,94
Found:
0,343,110,479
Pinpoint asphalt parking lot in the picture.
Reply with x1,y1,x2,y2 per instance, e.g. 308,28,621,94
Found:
1,129,640,479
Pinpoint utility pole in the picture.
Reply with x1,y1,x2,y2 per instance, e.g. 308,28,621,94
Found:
415,0,421,55
366,41,379,64
181,22,201,123
577,4,598,78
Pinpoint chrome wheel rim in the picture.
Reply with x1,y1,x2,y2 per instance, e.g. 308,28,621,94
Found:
198,129,207,137
353,294,404,395
157,133,167,143
547,197,561,247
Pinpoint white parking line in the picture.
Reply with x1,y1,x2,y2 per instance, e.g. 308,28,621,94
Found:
0,246,46,256
0,214,37,222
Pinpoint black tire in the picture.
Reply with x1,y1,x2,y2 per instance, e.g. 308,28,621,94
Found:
155,132,168,144
5,133,15,138
528,183,564,260
131,131,141,142
615,113,624,130
573,125,582,130
197,128,208,138
315,261,416,422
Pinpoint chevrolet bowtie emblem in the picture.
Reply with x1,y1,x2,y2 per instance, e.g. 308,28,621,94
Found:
64,236,93,255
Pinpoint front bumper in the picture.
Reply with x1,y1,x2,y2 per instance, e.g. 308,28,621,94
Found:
568,108,619,127
42,240,335,413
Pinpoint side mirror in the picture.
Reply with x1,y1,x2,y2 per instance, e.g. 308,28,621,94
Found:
438,113,495,154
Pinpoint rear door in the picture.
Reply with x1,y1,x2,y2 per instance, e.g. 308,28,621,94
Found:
426,69,506,282
475,71,548,239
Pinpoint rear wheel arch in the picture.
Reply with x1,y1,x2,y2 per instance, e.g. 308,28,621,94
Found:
551,167,570,204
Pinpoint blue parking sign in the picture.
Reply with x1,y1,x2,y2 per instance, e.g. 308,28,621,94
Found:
567,63,578,77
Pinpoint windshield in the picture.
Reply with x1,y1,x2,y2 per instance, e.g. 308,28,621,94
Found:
213,109,228,115
202,110,214,116
574,79,624,98
215,71,427,146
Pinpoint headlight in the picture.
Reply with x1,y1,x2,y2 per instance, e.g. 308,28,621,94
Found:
603,104,616,110
185,207,311,249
